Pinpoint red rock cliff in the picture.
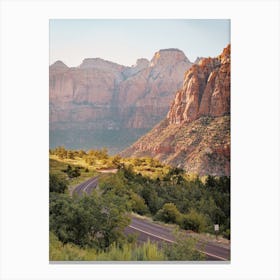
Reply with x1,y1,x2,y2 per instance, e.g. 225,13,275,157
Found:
121,45,230,176
50,49,192,130
167,45,230,124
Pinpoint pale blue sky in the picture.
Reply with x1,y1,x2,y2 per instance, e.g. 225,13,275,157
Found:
50,19,230,67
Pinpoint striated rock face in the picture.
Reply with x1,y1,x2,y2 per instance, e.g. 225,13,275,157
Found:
167,45,230,124
122,58,149,78
50,49,193,152
79,58,125,72
117,49,192,128
193,57,204,64
121,45,230,176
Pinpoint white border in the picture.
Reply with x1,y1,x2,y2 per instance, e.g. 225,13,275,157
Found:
0,1,279,279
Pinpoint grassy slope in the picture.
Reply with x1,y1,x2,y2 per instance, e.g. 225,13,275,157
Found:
50,153,171,183
50,231,166,261
49,156,97,189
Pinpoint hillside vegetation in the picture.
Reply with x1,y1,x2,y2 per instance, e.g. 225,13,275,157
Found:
49,147,229,261
121,115,230,176
50,146,171,181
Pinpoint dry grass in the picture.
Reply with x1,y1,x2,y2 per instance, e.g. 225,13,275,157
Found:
49,156,97,188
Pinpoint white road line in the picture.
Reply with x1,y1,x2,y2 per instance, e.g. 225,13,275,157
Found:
128,225,175,243
127,225,228,261
196,249,228,261
72,178,229,261
71,177,98,196
83,178,98,193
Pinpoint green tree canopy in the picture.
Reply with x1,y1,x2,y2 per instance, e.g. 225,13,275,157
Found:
49,174,67,193
155,203,182,224
49,192,130,249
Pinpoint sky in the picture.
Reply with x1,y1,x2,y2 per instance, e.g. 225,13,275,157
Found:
50,19,230,67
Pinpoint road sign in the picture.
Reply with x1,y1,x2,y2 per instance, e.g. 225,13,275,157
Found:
214,224,219,231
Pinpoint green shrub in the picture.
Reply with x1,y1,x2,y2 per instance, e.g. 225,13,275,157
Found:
49,192,130,249
130,192,149,215
141,184,164,214
50,232,166,261
155,203,182,224
69,167,81,178
62,165,81,178
163,232,205,261
223,229,230,240
49,174,67,193
181,209,207,233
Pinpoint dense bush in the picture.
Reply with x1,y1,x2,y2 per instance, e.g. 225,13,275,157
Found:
49,174,67,193
223,229,230,240
50,147,230,239
49,147,230,262
141,184,164,215
163,231,205,261
155,203,182,224
110,166,230,237
49,192,130,249
130,192,149,215
181,209,207,233
62,165,81,178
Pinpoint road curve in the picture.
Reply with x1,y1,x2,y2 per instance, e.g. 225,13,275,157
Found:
126,216,230,261
72,176,230,261
71,175,100,196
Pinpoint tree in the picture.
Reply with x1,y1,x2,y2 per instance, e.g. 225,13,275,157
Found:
155,203,182,224
111,155,122,168
85,156,95,166
78,149,87,158
49,192,130,249
98,148,109,160
204,175,216,190
69,167,81,178
55,146,67,159
141,184,163,214
63,165,81,178
49,174,67,193
163,231,205,260
67,150,75,159
163,167,185,185
130,192,149,215
181,209,207,233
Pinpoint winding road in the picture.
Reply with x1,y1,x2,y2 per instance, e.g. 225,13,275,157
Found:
71,175,100,196
72,175,230,261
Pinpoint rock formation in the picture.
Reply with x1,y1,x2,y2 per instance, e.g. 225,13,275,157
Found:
193,57,204,64
168,45,230,124
121,45,230,176
50,49,192,152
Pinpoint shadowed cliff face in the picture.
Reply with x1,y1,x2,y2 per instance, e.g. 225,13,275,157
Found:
121,45,230,176
49,49,193,152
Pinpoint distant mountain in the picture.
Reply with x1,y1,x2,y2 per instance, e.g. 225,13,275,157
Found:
121,45,230,176
50,49,193,152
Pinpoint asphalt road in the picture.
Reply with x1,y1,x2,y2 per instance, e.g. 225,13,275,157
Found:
72,176,230,261
71,175,100,196
126,216,230,261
